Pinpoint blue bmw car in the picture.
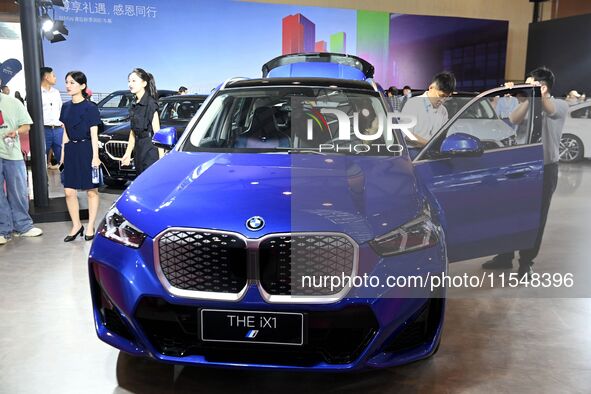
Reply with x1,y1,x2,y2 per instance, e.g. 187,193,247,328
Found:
89,54,544,370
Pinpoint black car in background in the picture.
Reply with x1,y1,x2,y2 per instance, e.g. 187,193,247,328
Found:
98,89,177,129
98,94,207,187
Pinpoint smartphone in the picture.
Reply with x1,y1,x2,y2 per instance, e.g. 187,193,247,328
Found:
59,163,64,172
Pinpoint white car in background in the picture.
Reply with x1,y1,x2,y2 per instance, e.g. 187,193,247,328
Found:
560,102,591,163
445,96,517,149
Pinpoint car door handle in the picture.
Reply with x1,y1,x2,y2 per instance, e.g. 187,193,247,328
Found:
504,168,532,179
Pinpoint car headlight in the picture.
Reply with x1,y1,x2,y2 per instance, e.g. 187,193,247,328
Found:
369,213,438,256
99,206,146,248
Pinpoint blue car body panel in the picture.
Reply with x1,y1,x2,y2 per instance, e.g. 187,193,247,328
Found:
118,152,420,241
414,144,544,262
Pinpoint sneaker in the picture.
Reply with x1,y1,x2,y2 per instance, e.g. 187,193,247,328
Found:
18,227,43,237
0,235,9,245
481,257,513,269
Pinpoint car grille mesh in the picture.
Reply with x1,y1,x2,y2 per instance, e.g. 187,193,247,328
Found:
158,231,248,293
156,230,357,298
105,141,129,159
259,235,356,296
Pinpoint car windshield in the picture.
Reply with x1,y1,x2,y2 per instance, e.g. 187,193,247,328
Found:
181,86,399,156
98,93,132,109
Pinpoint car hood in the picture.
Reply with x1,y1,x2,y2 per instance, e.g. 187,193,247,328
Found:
116,151,421,243
99,107,129,119
100,121,131,139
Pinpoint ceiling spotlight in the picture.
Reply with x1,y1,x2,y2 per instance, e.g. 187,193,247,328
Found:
39,0,65,7
43,21,68,43
40,14,53,32
52,20,68,35
39,2,68,43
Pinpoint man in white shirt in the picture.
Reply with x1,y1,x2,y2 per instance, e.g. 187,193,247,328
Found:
400,72,455,146
40,67,63,169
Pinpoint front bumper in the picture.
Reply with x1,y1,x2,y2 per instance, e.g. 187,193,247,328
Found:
88,234,446,371
98,148,137,182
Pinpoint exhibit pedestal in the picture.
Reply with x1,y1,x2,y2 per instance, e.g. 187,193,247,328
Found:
29,197,88,223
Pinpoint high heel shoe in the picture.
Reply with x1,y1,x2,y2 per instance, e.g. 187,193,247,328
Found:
64,225,84,242
84,229,95,241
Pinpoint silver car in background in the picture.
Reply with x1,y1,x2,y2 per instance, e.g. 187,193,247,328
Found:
559,101,591,163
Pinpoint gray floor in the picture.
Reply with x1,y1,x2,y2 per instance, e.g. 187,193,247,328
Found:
2,163,591,393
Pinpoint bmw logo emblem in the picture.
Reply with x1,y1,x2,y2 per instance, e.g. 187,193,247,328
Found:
246,216,265,231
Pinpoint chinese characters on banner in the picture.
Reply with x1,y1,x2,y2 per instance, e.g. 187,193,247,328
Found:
59,1,157,24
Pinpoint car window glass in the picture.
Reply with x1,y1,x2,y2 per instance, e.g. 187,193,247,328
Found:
421,88,534,159
101,94,124,108
570,106,591,119
160,100,203,121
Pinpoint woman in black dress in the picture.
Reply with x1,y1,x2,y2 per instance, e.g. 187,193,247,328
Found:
121,68,161,174
59,71,101,242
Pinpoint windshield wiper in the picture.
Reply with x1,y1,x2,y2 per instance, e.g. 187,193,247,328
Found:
273,147,327,155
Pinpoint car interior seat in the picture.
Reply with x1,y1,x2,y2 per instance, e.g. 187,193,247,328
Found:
177,102,196,119
234,106,290,148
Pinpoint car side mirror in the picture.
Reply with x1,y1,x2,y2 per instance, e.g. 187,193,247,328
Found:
152,127,178,150
440,132,483,157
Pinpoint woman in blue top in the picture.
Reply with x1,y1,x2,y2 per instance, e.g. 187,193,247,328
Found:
59,71,101,242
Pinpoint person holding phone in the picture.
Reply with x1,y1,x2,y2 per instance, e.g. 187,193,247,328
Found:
59,71,101,242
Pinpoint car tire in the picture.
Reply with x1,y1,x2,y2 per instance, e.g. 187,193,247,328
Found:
431,338,441,356
560,133,584,163
103,178,128,188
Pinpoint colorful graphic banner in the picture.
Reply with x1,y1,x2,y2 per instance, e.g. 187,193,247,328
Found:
43,1,508,95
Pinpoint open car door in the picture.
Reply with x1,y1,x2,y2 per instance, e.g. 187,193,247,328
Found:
413,85,544,262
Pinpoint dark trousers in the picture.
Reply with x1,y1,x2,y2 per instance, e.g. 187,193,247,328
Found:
134,136,159,175
494,163,559,267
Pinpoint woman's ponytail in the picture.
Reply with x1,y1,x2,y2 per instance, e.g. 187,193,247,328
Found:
147,73,158,100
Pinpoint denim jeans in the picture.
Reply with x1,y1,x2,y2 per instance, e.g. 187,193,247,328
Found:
45,127,63,164
0,158,33,237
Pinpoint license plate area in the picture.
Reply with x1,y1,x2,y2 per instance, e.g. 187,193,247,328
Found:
200,309,304,346
118,160,135,171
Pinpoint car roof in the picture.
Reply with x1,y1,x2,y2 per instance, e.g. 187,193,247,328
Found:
262,53,374,79
568,101,590,111
225,77,377,92
107,89,176,95
159,94,208,101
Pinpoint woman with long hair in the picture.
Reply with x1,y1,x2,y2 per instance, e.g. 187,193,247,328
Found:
59,71,101,242
121,68,161,174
